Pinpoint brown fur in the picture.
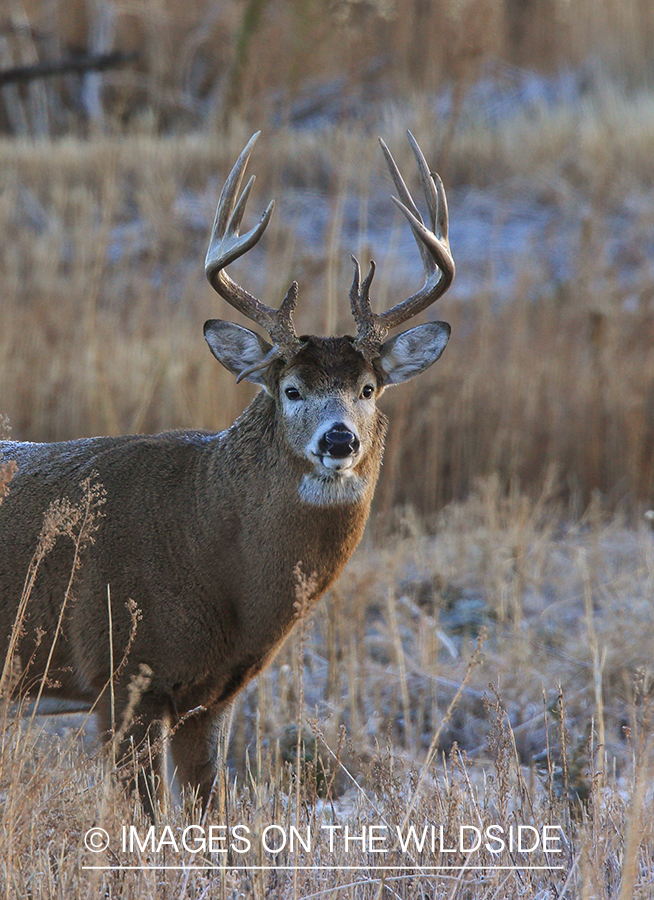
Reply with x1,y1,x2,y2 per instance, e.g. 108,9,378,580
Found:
0,336,387,817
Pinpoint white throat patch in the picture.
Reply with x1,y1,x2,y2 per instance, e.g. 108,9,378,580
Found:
298,471,367,507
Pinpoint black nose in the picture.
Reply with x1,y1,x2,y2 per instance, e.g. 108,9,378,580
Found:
318,424,360,458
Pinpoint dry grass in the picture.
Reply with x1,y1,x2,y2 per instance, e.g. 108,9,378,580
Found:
1,86,654,513
3,0,654,136
2,480,654,896
2,1,654,896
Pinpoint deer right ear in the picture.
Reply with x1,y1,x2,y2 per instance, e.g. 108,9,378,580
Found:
204,320,274,387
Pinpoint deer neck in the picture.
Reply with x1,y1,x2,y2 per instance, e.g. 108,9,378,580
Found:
203,389,385,627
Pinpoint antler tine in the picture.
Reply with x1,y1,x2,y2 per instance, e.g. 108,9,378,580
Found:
350,255,386,362
205,132,302,359
349,255,363,321
349,255,377,320
405,131,447,241
373,131,455,333
378,135,427,268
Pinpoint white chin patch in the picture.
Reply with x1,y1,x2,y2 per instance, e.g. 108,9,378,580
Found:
318,456,355,472
298,471,367,506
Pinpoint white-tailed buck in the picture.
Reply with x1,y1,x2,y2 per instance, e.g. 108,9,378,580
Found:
0,132,454,818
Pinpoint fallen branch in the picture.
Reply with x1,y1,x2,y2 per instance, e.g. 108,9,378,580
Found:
0,50,137,86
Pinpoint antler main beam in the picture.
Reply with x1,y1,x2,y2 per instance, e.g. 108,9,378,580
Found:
205,132,302,359
352,131,455,359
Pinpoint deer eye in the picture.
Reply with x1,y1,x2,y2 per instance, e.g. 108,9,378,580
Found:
361,384,375,399
285,386,302,401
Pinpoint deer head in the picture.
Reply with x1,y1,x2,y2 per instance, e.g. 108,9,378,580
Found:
203,131,455,506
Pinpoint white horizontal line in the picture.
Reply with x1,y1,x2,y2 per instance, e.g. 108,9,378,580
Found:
83,865,566,872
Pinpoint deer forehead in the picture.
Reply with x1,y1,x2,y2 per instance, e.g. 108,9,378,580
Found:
279,337,377,392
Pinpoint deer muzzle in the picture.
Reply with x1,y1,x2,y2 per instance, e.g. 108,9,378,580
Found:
318,424,360,460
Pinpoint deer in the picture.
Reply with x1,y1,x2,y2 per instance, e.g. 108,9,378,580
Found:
0,131,455,820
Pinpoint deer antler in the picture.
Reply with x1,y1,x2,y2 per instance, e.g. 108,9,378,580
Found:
207,132,454,369
351,130,455,361
205,132,303,361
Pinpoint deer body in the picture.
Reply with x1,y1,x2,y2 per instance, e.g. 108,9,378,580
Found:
1,387,381,707
0,133,454,817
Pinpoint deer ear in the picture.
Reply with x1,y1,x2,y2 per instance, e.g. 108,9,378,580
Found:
377,322,450,385
204,320,273,386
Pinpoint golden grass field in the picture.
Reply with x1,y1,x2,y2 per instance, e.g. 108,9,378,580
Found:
2,0,654,896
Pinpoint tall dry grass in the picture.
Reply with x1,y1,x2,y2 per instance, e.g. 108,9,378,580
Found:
1,88,653,514
3,0,654,136
1,479,654,896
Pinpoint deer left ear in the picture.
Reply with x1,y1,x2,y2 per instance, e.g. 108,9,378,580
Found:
377,322,450,385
